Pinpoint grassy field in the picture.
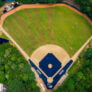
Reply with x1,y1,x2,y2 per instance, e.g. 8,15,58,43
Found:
3,6,92,56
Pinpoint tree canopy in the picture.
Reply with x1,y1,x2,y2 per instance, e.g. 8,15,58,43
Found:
0,0,4,7
75,0,92,19
0,42,40,92
15,0,62,3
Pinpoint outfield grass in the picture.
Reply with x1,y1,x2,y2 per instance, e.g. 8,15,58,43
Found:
3,6,92,56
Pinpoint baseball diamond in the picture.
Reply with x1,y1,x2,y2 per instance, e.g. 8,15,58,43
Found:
30,44,72,89
0,4,92,91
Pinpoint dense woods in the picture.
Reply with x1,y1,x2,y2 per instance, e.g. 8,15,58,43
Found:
75,0,92,19
0,0,4,6
15,0,62,3
0,42,40,92
54,42,92,92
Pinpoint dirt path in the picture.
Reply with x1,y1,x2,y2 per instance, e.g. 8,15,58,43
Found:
65,36,92,72
0,4,92,26
72,36,92,62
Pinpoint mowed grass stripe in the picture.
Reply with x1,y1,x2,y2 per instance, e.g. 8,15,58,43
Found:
19,10,42,43
24,8,53,44
4,14,35,53
29,8,55,44
3,6,92,56
19,9,46,45
46,8,54,42
51,7,91,54
13,11,39,45
33,8,53,43
24,9,47,43
11,12,39,54
29,8,51,43
3,17,27,49
9,14,32,48
19,10,47,53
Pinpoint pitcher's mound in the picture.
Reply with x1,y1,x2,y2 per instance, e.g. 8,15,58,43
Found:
30,44,70,67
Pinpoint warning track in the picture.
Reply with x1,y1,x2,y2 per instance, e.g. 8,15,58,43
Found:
0,4,92,26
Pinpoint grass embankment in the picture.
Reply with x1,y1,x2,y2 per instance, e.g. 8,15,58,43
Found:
3,6,92,56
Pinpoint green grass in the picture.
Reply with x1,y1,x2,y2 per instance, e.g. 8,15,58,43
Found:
0,33,8,39
3,6,92,56
54,41,92,92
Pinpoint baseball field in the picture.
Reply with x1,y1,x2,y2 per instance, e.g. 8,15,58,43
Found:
3,6,92,56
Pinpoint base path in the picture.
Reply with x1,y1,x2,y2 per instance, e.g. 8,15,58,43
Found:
65,36,92,72
0,4,92,26
72,36,92,62
0,26,29,61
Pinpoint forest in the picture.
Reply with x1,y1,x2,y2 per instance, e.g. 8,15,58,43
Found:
0,42,40,92
75,0,92,19
0,0,4,6
15,0,62,3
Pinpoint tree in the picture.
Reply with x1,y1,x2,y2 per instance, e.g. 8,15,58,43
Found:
0,43,40,92
75,0,92,19
0,0,4,7
84,48,92,60
15,0,62,4
76,72,84,80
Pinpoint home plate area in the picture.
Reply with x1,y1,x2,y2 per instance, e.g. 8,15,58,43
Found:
29,44,73,89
